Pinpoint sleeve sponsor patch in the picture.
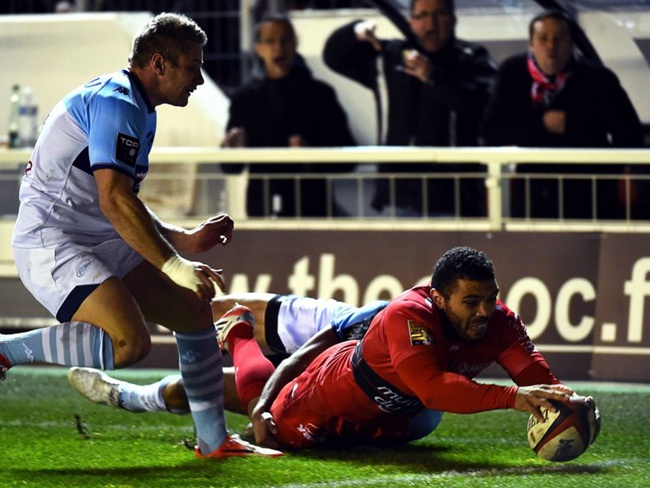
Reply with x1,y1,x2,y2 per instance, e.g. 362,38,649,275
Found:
408,320,433,346
115,133,140,168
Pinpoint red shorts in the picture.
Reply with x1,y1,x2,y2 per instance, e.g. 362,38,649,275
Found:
269,343,420,449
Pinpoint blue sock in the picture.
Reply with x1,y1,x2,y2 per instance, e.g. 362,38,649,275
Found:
0,322,114,369
174,328,227,454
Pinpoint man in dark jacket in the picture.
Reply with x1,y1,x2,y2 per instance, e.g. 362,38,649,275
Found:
323,0,497,217
222,14,356,217
482,10,644,219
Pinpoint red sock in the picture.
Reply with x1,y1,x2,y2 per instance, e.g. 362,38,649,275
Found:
229,326,276,408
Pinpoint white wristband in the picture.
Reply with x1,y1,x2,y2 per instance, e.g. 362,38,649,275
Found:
161,254,202,292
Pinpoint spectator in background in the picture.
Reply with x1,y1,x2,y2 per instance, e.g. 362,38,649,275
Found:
323,0,497,217
481,9,644,220
221,14,356,218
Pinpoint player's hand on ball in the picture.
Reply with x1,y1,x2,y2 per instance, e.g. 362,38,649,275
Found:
515,384,574,422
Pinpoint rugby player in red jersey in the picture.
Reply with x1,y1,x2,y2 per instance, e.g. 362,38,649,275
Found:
246,246,573,450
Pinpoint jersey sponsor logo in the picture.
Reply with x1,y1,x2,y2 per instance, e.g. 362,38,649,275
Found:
374,386,424,413
456,361,492,376
408,320,433,346
116,133,140,168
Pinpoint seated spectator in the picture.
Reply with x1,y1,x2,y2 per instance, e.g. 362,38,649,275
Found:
481,9,644,220
221,14,356,218
323,0,497,217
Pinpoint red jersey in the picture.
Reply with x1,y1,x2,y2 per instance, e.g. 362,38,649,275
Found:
271,284,558,448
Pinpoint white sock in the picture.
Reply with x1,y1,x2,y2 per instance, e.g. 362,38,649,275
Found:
118,375,180,413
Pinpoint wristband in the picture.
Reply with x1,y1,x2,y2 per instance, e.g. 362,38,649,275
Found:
161,254,202,292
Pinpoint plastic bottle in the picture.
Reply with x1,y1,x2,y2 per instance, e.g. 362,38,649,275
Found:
8,84,20,148
18,86,39,147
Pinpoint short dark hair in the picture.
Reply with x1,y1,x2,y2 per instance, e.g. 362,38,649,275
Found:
528,9,573,40
431,247,495,298
129,12,207,69
410,0,455,15
254,14,296,43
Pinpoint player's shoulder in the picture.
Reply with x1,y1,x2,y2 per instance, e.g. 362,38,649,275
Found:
61,72,133,124
385,285,433,318
97,71,143,106
492,300,523,328
65,71,141,116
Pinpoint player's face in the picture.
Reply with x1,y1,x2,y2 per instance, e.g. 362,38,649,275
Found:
432,278,498,342
409,0,456,54
160,42,204,107
529,17,573,76
254,21,297,80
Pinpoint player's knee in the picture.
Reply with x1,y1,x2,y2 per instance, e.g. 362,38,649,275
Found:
112,334,152,368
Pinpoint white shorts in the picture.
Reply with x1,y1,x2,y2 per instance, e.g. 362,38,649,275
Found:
13,238,143,322
265,295,355,354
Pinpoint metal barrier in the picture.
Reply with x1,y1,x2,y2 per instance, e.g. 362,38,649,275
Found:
1,146,650,232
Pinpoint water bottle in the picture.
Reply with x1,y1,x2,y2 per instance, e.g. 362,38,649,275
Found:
18,86,39,148
8,84,20,148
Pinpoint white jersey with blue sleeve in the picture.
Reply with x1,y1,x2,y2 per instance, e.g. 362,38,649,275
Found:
12,70,156,248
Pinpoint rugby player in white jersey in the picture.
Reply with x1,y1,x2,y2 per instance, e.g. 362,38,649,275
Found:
69,294,388,416
4,12,279,458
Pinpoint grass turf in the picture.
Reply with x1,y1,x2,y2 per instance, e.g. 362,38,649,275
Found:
1,367,648,487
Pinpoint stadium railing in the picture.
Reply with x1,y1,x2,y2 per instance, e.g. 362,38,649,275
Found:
1,146,650,234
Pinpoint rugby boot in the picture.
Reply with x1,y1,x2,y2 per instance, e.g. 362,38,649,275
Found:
195,434,283,458
215,304,254,352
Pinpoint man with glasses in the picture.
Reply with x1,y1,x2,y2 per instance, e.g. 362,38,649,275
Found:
323,0,497,217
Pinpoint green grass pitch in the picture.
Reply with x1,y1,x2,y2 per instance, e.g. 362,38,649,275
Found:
1,367,649,487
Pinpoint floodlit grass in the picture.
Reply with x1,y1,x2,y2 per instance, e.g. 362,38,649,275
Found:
1,367,649,487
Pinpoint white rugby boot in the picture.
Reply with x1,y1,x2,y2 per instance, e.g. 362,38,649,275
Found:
68,367,122,408
215,304,254,352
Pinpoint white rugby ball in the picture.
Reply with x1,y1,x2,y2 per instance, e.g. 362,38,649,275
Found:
526,394,601,462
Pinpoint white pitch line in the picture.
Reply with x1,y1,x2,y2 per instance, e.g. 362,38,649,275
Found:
273,460,625,488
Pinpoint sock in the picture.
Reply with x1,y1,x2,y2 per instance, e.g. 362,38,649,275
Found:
229,325,276,409
0,322,114,369
118,375,182,413
174,327,227,454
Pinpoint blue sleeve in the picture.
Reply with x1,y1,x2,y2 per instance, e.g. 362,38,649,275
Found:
87,94,147,177
331,300,389,341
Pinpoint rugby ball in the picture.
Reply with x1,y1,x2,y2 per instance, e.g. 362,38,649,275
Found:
526,394,601,462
